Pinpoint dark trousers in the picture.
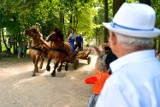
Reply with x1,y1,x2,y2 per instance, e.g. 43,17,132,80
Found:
88,94,99,107
74,43,82,50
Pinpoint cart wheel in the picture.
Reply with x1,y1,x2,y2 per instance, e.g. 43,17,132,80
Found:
73,59,79,70
87,57,91,64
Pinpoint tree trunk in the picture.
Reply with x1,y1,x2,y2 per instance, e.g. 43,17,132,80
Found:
0,29,2,59
70,14,73,28
103,0,108,43
139,0,151,5
113,0,125,16
1,30,9,52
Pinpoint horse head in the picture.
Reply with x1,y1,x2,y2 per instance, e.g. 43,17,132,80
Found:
25,27,42,39
46,28,64,42
46,32,56,42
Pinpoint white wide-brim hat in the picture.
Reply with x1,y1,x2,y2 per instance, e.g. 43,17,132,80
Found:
103,2,160,38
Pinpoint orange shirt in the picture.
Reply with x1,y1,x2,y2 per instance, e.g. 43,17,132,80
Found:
84,71,110,94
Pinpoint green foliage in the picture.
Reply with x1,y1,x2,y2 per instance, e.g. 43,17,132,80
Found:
151,0,160,28
126,0,139,3
76,3,98,37
0,0,160,47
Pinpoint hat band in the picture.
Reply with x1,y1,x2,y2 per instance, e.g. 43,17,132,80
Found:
111,21,154,31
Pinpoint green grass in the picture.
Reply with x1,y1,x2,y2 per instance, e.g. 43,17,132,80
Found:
0,54,31,63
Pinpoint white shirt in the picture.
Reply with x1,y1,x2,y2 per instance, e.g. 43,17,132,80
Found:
68,33,76,39
96,50,160,107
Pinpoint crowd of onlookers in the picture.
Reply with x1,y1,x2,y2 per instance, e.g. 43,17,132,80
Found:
84,42,117,107
6,37,29,58
17,39,28,58
84,2,160,107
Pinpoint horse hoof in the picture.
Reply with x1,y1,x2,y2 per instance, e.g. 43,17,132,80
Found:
51,73,55,77
46,66,50,71
57,69,61,72
65,66,68,71
65,63,68,71
32,74,36,77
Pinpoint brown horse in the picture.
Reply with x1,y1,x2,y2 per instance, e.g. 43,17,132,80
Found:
25,27,50,76
46,28,73,77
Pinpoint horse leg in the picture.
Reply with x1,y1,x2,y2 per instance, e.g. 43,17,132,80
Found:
32,56,39,76
46,58,51,71
65,62,69,71
34,56,40,73
32,57,36,76
51,61,59,77
57,57,66,72
39,54,44,69
65,57,70,71
57,61,63,72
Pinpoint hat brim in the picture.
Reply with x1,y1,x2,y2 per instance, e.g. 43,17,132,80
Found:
103,22,160,38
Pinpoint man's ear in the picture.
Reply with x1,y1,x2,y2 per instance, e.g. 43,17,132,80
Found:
110,32,117,45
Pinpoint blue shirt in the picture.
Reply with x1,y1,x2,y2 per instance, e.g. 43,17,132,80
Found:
96,50,160,107
75,36,83,44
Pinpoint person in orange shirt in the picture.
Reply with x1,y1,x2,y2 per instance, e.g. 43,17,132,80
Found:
84,60,110,107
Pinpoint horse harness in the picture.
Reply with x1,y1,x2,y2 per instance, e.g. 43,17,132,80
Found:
29,43,48,54
49,43,68,56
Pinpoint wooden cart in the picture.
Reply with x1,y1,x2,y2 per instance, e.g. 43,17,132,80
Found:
76,50,91,64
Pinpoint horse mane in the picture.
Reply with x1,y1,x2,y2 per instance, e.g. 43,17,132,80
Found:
54,28,64,41
30,26,43,38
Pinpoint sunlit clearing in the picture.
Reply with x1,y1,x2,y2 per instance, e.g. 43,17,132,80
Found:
13,77,35,88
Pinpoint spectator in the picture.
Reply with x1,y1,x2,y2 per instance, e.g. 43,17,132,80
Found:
104,43,117,74
17,40,23,58
84,60,110,107
96,2,160,107
94,43,108,62
22,39,28,57
75,32,83,51
94,43,117,74
7,37,15,53
85,44,94,52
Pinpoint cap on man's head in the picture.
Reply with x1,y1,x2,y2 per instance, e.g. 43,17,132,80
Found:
103,2,160,38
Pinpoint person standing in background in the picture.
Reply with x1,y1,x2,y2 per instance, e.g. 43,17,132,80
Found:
7,37,15,53
104,43,117,74
22,39,28,57
96,2,160,107
17,40,23,58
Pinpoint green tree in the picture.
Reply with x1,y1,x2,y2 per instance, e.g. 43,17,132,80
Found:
0,0,160,59
103,0,109,43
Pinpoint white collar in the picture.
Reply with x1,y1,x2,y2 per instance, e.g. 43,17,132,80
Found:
110,49,156,73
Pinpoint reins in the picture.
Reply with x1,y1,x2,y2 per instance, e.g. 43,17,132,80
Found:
29,38,50,54
50,43,68,56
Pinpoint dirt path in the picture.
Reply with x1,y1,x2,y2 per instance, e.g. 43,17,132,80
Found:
0,55,97,107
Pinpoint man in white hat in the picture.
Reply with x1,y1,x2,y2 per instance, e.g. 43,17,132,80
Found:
96,2,160,107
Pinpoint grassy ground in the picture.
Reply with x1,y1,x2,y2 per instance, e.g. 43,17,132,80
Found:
0,54,31,63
